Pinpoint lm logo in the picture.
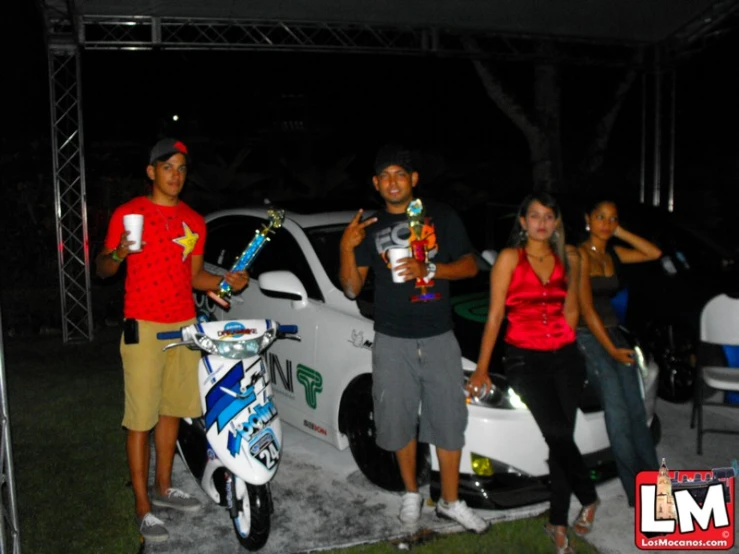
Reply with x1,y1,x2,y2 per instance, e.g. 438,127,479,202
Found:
296,364,323,409
635,458,735,550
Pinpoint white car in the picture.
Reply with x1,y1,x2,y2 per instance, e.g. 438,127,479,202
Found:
194,206,661,509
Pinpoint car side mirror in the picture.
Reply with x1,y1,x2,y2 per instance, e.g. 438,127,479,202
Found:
258,270,309,310
481,249,498,267
660,255,678,276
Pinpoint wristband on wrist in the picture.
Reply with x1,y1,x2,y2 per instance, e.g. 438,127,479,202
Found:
110,250,124,263
425,261,437,281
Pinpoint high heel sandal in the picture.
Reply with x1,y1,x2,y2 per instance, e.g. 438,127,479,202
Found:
572,499,600,537
544,523,576,554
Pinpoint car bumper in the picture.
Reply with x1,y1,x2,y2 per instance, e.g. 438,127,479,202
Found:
429,445,619,509
425,361,660,510
444,404,610,477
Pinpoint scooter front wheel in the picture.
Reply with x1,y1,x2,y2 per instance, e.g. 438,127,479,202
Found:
232,481,272,551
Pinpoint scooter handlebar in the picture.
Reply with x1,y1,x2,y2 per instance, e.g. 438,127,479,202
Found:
156,330,183,340
277,324,298,335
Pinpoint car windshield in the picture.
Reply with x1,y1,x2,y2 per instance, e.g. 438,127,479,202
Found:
304,224,352,291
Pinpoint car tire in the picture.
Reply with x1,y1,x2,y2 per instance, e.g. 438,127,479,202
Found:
649,322,697,404
339,374,431,491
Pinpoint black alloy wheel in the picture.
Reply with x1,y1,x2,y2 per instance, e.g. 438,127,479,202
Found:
340,374,431,491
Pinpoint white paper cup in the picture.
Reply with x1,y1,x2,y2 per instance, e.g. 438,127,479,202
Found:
387,246,410,283
123,214,144,252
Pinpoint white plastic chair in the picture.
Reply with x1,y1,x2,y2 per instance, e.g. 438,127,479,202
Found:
691,294,739,454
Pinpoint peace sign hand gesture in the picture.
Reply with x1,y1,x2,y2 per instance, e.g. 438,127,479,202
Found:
340,209,377,253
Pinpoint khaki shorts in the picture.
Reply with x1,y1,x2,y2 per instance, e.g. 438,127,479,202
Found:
120,319,202,431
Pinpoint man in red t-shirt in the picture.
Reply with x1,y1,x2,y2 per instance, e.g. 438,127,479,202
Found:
96,138,248,543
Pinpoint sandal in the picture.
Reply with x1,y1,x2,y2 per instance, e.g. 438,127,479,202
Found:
572,499,600,536
544,523,575,554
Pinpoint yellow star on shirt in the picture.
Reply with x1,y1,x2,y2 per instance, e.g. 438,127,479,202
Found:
172,222,200,261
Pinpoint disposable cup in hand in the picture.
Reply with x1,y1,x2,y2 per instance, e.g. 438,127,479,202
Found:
123,214,144,252
387,246,410,284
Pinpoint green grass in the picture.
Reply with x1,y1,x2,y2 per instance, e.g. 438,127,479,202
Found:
4,328,598,554
320,515,598,553
6,327,141,554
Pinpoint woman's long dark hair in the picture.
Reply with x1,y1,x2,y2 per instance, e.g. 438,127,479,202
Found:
509,192,569,275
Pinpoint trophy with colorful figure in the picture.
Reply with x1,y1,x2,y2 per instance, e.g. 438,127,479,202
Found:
207,208,285,309
406,199,440,302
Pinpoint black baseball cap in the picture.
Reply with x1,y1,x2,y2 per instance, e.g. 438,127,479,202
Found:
149,138,190,164
374,143,414,175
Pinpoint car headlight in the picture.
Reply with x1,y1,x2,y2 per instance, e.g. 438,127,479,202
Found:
633,344,649,382
469,453,529,478
618,325,651,382
464,373,527,410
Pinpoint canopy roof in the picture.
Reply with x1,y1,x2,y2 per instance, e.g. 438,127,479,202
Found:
43,0,734,47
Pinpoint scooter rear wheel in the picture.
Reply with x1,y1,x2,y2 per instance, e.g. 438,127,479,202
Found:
232,482,272,551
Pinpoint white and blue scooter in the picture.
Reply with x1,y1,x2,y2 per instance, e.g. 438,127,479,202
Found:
158,319,299,551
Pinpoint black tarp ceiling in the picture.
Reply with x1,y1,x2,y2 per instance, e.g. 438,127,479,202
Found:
46,0,726,45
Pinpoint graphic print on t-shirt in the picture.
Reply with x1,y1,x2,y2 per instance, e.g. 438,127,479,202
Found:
172,221,200,262
356,199,475,337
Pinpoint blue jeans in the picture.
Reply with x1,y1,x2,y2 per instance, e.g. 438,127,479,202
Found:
577,327,658,506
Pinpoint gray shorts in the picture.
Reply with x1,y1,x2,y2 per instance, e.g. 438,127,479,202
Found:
372,331,468,452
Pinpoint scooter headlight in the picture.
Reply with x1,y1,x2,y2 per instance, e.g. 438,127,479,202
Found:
214,337,262,359
192,328,277,360
193,334,262,359
465,373,527,410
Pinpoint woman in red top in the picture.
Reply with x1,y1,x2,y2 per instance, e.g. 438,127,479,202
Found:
468,193,598,554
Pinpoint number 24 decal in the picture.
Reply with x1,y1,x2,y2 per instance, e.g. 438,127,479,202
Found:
257,443,279,470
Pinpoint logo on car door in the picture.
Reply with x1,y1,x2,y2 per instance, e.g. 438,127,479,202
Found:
297,364,323,409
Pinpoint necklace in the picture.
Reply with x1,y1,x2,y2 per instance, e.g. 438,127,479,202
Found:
525,249,552,263
588,242,609,273
150,198,178,234
155,206,172,233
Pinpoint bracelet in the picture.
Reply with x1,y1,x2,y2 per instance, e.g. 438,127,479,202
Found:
110,250,124,263
424,261,437,281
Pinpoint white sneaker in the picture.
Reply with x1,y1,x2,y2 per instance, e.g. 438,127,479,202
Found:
436,499,489,533
399,491,423,524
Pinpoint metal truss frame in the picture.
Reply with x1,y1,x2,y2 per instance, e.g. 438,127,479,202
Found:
0,309,20,554
640,54,679,212
666,0,739,60
59,15,643,66
48,40,94,343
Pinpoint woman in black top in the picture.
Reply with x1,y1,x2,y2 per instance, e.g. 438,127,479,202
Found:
577,199,662,507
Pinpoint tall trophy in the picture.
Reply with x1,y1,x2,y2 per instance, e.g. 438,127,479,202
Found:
207,208,285,309
406,199,440,302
